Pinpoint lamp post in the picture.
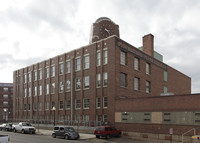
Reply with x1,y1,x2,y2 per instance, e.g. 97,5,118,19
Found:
4,108,8,122
52,107,56,126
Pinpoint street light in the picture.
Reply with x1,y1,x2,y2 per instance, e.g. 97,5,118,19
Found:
52,107,56,126
4,108,8,122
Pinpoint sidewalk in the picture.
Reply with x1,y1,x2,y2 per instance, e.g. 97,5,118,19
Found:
36,129,95,140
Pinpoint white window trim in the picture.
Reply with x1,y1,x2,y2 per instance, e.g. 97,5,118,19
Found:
51,65,55,77
75,56,81,72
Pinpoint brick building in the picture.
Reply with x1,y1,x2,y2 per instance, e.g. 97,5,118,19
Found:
13,17,193,134
0,83,13,122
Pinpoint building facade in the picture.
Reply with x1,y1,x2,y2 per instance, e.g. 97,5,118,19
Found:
13,17,191,127
0,83,13,122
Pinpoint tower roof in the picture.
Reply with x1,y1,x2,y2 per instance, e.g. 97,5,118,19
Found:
95,17,112,23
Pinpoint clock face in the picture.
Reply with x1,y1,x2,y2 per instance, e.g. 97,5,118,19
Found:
99,22,115,38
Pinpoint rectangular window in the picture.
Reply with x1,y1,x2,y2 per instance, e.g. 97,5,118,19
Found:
134,77,140,91
96,97,101,108
33,103,37,111
24,104,27,110
103,114,108,122
34,86,37,96
164,71,168,82
75,115,80,122
75,78,81,90
103,96,108,108
97,51,101,66
39,102,42,110
39,69,42,80
84,76,90,89
96,115,101,126
59,63,64,75
45,84,49,95
45,67,49,78
66,100,71,109
28,104,31,110
66,80,71,92
144,113,151,122
28,87,31,97
24,88,27,97
120,73,127,87
134,57,140,71
84,55,90,69
45,102,49,110
164,86,168,93
75,99,81,109
103,49,108,65
146,81,151,93
3,94,8,99
51,101,55,109
66,61,71,73
103,72,108,87
24,74,27,83
34,71,37,81
39,85,42,96
120,51,126,65
59,81,64,93
83,99,90,109
51,65,55,77
146,63,151,75
28,73,31,82
163,112,171,122
59,101,64,110
75,58,81,71
96,74,101,88
51,83,55,94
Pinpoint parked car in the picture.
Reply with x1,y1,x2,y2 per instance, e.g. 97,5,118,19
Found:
5,123,12,131
0,135,10,143
0,124,7,131
12,122,35,134
52,126,79,140
94,126,121,139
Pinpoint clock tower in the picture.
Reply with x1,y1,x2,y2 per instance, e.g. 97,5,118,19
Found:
89,17,120,43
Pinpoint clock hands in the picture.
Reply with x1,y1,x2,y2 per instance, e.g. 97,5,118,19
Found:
105,28,110,35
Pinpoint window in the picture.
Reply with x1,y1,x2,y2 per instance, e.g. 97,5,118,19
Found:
39,85,42,96
96,74,101,88
164,86,168,93
45,67,49,78
28,73,31,82
51,101,55,109
3,101,8,106
59,101,63,110
51,83,55,94
39,69,42,80
96,97,101,108
34,86,37,96
120,51,126,65
45,102,49,110
59,81,64,93
66,61,71,73
59,63,64,75
34,71,37,81
75,115,80,122
28,87,31,97
84,55,90,69
66,80,71,92
39,102,42,110
164,71,168,82
3,88,8,92
103,97,108,108
103,49,108,65
24,74,27,83
24,104,27,110
146,81,151,93
75,100,81,109
134,77,140,91
33,103,37,111
103,72,108,87
24,88,27,97
103,114,108,122
28,104,31,110
96,115,101,125
75,78,81,90
146,63,151,75
134,58,140,71
163,112,171,122
144,113,151,122
83,99,90,109
97,51,101,66
75,58,81,71
3,94,8,99
120,73,127,87
51,65,55,77
66,100,71,109
45,84,49,95
84,76,90,89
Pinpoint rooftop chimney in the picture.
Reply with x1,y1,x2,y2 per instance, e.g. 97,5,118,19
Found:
142,34,154,57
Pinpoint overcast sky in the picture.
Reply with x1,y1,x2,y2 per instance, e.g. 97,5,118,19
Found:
0,0,200,93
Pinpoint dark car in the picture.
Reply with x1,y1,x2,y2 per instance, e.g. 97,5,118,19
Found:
52,126,79,140
0,123,12,131
94,126,121,139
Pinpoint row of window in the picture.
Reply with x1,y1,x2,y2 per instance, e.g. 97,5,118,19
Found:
23,73,108,97
22,50,108,83
23,97,108,111
1,87,13,93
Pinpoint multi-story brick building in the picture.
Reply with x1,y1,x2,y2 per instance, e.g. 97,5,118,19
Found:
0,83,13,122
13,17,191,128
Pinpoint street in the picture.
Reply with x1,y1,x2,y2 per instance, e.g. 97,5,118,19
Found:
0,131,150,143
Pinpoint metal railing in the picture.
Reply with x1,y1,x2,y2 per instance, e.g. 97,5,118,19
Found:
182,128,196,143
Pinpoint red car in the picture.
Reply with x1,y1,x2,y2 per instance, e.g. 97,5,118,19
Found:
94,126,121,139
